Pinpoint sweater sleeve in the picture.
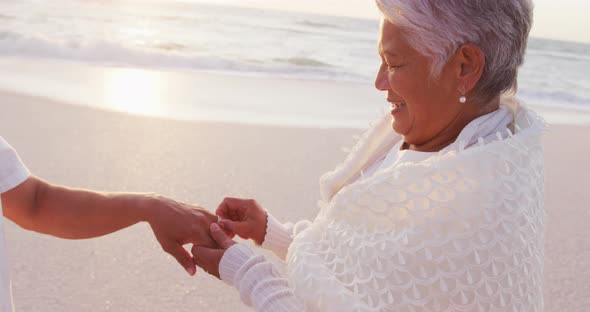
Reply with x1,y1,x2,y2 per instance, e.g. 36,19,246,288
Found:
260,212,312,260
219,244,304,312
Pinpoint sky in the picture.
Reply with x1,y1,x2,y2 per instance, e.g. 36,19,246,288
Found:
186,0,589,44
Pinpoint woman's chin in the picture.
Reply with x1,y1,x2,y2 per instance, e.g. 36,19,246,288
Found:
390,120,407,135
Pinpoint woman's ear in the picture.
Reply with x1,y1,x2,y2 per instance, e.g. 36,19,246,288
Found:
455,44,485,92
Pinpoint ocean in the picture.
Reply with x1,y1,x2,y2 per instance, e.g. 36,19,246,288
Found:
1,0,589,126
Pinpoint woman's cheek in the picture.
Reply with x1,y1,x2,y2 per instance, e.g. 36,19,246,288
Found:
388,74,406,99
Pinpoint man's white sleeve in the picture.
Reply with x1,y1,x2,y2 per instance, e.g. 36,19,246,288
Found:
0,136,30,193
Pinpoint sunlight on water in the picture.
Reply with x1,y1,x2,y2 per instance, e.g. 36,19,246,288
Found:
104,68,166,116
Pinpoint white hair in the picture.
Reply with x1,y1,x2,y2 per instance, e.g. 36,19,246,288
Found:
376,0,533,101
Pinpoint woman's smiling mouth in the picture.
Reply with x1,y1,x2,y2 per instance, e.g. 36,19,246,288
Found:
389,100,405,114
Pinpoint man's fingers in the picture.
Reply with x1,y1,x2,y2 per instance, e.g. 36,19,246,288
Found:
163,242,197,276
192,246,208,268
210,223,235,249
198,208,219,223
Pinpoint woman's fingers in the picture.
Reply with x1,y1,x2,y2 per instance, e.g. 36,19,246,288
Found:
210,223,236,249
191,224,236,279
218,219,251,238
192,245,220,278
216,197,247,220
215,198,265,241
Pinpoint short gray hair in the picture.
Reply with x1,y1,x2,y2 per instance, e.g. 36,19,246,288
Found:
376,0,533,102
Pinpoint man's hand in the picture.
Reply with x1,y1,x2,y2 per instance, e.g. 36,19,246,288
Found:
1,177,219,276
192,223,236,279
145,196,218,276
216,197,267,245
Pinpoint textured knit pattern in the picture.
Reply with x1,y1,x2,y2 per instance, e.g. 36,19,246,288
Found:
261,212,296,260
287,99,545,311
220,244,304,311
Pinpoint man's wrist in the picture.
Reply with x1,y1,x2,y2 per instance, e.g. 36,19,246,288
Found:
133,193,161,224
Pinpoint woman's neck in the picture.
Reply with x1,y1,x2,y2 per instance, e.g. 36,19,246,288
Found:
404,96,500,152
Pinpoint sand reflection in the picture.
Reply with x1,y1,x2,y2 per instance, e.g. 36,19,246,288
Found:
104,68,166,116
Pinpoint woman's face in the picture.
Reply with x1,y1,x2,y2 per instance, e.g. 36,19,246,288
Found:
375,20,464,146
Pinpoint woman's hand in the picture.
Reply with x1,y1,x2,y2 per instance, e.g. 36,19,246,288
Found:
216,197,267,245
192,223,236,279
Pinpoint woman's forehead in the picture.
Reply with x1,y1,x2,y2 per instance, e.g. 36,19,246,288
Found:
379,22,413,56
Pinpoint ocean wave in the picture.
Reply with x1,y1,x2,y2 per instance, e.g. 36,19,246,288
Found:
527,38,590,62
273,57,332,67
0,30,231,68
0,14,15,20
150,42,188,52
0,30,363,82
296,20,340,29
251,20,371,37
527,48,590,63
251,24,314,35
519,89,590,109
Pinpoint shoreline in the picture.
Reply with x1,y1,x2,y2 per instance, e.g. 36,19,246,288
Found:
0,56,386,129
1,56,589,128
0,89,360,132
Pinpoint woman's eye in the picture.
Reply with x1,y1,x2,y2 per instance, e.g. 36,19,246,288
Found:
380,61,400,72
381,60,400,71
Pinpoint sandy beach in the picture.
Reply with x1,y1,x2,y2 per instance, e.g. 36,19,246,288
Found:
1,75,589,311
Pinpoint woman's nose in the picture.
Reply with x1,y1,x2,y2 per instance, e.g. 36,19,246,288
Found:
374,68,389,91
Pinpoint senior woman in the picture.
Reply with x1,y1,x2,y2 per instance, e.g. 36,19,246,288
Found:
193,0,544,311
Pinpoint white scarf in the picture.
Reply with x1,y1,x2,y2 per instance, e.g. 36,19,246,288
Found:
287,97,545,311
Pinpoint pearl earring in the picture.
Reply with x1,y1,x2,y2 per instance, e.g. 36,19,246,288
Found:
459,86,467,103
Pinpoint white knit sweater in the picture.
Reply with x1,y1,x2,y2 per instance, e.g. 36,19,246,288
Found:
219,98,544,311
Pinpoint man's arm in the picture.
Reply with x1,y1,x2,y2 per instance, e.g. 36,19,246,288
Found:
1,176,217,275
